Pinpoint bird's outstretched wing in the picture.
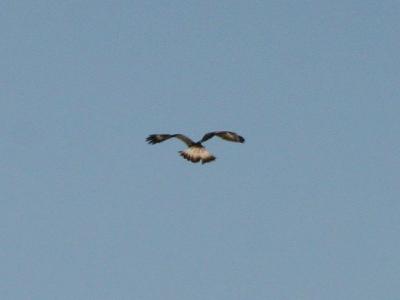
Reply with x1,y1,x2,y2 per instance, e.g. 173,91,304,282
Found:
200,131,245,143
146,134,195,146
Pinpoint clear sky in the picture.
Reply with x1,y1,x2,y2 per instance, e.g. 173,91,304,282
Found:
1,1,399,299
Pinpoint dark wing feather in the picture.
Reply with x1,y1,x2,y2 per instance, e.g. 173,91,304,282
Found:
172,134,195,146
200,131,245,143
146,134,195,146
146,134,173,144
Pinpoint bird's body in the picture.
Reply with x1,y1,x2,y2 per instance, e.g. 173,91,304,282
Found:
179,143,215,164
146,131,245,164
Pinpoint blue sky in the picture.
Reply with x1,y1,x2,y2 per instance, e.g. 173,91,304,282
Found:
1,1,399,299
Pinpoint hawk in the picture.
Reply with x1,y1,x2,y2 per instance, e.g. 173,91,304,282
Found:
146,131,245,164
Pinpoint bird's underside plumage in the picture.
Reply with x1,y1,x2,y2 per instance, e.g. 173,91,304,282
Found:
146,131,245,164
179,146,216,164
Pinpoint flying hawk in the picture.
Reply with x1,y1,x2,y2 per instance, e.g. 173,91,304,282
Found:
146,131,245,164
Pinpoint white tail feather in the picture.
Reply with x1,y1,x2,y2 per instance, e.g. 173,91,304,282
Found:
179,147,216,164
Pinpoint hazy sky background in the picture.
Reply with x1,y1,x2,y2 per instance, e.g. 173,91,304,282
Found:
1,1,399,299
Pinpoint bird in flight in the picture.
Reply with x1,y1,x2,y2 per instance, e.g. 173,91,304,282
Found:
146,131,245,164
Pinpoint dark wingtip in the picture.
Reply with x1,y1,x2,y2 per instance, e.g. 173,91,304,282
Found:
146,135,157,144
239,136,245,143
